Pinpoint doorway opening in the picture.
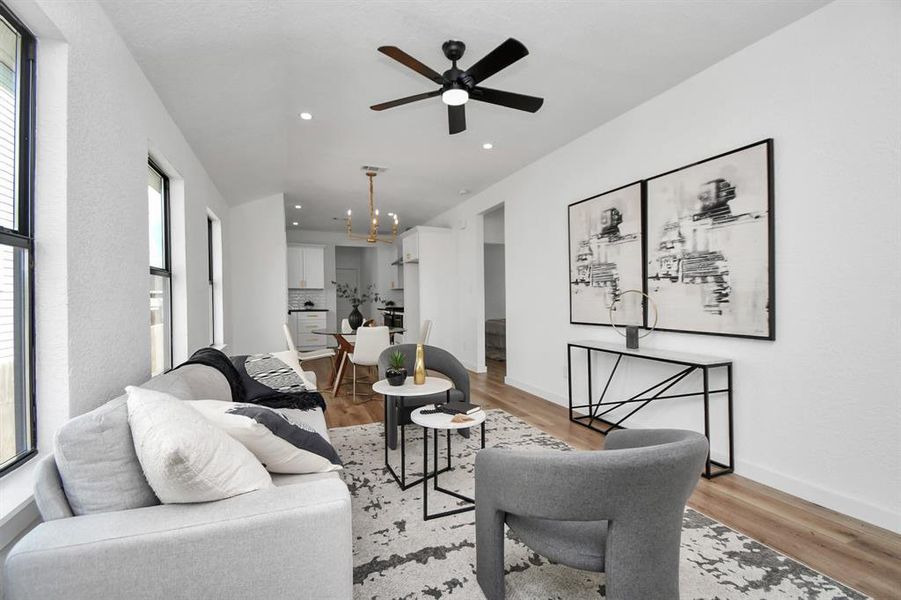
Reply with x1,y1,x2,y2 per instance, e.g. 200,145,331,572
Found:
483,204,506,378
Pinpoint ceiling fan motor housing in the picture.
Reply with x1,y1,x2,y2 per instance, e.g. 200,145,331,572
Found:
442,40,466,62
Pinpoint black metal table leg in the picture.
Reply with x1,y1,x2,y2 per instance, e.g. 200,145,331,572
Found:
385,395,449,490
421,421,484,521
703,367,711,478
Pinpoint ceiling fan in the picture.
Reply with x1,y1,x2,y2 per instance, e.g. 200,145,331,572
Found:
370,38,544,135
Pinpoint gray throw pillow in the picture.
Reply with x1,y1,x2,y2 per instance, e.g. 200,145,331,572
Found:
54,394,159,515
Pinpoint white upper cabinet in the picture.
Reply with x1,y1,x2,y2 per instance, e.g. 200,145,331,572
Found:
302,245,325,288
287,244,325,289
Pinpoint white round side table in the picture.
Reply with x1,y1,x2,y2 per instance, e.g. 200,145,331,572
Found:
411,404,487,521
372,376,454,490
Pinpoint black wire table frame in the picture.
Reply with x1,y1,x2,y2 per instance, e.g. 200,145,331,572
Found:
384,390,453,490
567,342,734,479
421,420,487,521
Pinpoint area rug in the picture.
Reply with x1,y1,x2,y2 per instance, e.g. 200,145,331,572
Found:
329,410,867,600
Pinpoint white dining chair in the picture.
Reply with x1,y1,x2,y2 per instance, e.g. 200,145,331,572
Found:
282,322,334,362
348,325,390,403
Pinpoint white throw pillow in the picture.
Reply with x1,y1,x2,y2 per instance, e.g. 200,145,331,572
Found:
126,386,272,503
190,400,343,474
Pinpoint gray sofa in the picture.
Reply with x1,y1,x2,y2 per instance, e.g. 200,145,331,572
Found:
3,363,353,600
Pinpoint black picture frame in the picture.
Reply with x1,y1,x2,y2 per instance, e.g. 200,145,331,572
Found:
568,180,646,327
644,139,775,340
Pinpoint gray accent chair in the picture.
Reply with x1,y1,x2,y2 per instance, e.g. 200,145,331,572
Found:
377,344,470,450
475,428,708,600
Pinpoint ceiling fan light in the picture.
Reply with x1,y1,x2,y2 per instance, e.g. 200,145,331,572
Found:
442,87,469,106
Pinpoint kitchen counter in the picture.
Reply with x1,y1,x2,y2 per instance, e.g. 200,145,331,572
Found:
288,308,329,313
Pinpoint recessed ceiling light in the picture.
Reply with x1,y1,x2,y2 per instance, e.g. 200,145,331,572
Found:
299,112,312,120
292,221,299,226
482,143,493,150
294,204,301,209
459,189,469,195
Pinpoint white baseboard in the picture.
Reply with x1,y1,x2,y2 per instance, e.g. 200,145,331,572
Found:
503,375,901,534
504,376,567,406
735,458,900,534
464,360,487,374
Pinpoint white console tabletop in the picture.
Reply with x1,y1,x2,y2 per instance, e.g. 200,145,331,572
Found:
568,340,731,367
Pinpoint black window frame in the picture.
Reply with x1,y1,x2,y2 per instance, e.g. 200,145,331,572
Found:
0,2,37,478
148,159,173,372
207,215,214,346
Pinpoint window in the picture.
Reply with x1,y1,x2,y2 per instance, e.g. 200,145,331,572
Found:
148,161,171,376
207,216,214,346
0,5,35,476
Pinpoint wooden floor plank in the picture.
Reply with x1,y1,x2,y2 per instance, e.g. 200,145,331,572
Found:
312,357,901,599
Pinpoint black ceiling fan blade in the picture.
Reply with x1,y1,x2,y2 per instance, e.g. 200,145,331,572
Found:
370,89,441,111
378,46,444,84
448,104,466,134
464,38,529,85
470,87,544,112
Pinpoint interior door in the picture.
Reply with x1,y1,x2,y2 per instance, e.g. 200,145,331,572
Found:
335,267,359,326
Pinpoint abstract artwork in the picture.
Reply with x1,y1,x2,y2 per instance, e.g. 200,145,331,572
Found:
645,139,774,339
569,181,644,326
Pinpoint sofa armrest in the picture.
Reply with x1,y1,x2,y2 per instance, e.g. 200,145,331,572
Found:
4,478,352,600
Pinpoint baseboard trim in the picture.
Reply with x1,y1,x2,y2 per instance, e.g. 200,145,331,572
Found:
502,375,900,534
464,360,487,374
734,459,900,534
504,376,567,406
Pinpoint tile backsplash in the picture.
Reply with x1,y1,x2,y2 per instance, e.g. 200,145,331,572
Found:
288,289,327,309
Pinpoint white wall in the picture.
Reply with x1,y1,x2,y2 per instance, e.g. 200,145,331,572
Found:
2,0,233,533
229,194,287,355
428,1,901,532
483,205,505,244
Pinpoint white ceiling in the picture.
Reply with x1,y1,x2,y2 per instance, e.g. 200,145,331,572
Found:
99,0,825,232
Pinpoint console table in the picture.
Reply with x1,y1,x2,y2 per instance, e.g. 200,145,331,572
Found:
567,340,733,478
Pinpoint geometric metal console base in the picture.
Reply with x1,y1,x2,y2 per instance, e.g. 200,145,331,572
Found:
567,340,734,479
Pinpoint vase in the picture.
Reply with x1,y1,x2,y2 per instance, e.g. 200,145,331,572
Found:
413,344,426,385
386,367,407,386
348,305,364,330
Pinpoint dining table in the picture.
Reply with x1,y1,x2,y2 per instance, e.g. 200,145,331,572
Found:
312,327,406,396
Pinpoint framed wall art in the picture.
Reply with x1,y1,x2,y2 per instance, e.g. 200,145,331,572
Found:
568,181,645,327
644,139,774,339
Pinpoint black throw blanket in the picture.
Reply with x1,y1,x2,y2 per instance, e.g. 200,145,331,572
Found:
176,347,326,412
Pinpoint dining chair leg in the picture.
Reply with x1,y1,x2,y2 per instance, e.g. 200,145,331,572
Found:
333,352,347,396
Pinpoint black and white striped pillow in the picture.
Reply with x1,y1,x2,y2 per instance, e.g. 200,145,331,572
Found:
190,400,342,474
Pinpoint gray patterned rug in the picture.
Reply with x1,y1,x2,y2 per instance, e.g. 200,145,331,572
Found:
329,410,867,600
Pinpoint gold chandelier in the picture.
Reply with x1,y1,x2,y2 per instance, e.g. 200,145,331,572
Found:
345,171,398,244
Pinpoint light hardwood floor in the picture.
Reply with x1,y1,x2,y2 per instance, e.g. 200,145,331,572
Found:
315,359,901,600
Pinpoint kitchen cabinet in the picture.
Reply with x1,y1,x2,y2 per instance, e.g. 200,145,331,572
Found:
287,244,325,289
291,311,327,349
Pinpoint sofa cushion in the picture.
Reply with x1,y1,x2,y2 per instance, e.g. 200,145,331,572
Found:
142,364,231,402
126,386,272,503
53,395,159,516
190,401,342,474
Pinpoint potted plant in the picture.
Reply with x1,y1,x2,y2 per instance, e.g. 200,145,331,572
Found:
386,350,407,386
333,282,381,330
